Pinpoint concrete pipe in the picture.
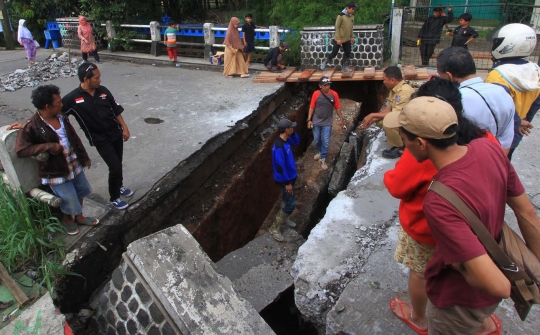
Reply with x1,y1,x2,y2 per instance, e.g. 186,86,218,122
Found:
29,188,62,208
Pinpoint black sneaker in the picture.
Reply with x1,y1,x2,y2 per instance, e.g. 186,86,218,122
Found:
382,146,404,159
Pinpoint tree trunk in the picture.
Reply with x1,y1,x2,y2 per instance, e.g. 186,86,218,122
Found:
0,0,15,50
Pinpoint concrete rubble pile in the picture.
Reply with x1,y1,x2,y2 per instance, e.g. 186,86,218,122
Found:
1,52,78,92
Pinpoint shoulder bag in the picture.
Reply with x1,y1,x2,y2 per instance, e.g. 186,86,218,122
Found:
428,180,540,321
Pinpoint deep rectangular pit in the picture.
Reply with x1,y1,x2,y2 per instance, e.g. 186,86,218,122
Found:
54,80,384,316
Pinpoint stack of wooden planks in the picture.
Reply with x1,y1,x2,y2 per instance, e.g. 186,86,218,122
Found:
253,65,429,83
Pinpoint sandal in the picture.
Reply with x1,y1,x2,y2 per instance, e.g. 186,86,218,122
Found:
64,223,79,235
485,314,502,335
390,298,428,335
240,74,250,78
77,217,99,226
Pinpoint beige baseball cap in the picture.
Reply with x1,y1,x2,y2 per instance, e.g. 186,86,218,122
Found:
383,96,458,139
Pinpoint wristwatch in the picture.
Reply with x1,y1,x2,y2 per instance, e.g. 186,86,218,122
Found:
307,119,311,122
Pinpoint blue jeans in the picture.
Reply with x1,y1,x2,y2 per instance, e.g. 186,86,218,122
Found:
313,125,332,159
279,180,296,215
50,171,92,216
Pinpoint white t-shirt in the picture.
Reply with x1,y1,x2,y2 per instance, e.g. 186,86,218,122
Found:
459,77,515,149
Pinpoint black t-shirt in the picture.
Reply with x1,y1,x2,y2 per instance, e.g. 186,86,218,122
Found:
62,85,124,146
242,22,256,43
451,25,479,48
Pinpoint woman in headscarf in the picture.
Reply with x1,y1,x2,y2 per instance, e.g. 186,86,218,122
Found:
17,19,36,65
223,17,249,78
78,16,101,63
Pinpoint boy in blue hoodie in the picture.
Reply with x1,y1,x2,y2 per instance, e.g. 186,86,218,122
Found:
270,119,300,241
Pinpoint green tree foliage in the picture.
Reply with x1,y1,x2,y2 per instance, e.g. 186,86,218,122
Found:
6,0,75,43
269,0,396,64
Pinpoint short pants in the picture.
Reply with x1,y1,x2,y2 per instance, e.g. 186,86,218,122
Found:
394,226,435,273
244,41,255,53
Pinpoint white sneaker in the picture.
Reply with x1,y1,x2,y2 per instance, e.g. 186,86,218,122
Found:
314,153,320,161
320,159,328,171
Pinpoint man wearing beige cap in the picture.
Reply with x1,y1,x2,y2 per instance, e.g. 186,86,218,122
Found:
384,96,540,334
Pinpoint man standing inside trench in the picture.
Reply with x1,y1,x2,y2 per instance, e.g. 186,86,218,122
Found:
62,63,133,210
307,76,345,171
269,119,300,242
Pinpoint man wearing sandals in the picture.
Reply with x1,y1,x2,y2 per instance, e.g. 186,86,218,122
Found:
15,85,99,235
384,96,540,334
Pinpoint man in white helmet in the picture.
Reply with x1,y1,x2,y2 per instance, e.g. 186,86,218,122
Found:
485,23,540,159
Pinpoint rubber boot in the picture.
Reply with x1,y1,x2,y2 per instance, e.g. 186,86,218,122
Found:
285,215,297,228
269,210,288,242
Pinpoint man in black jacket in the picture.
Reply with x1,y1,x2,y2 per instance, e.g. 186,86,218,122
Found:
418,7,453,65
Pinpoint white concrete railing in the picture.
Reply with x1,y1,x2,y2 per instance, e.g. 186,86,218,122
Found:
57,18,291,59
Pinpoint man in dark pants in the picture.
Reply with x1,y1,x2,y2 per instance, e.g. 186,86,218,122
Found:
320,1,357,72
269,119,300,242
264,42,289,72
62,63,133,210
418,7,453,66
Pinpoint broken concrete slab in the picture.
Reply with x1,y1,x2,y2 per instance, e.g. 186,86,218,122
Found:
90,224,274,334
294,119,540,333
328,141,355,198
292,129,399,332
216,230,305,312
0,293,65,335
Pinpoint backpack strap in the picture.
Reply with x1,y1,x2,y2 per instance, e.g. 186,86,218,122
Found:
462,85,500,137
428,180,518,272
319,90,335,106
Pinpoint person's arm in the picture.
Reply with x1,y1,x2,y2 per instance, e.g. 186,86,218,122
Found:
334,15,343,45
115,114,130,142
15,126,62,158
336,108,345,128
333,93,345,128
6,122,23,130
451,254,511,299
242,24,247,46
287,132,301,146
445,6,454,23
465,27,479,45
359,105,391,129
77,26,87,43
507,193,540,260
307,107,315,129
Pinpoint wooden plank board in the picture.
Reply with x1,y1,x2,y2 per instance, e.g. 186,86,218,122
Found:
403,64,417,79
298,69,316,81
275,68,296,82
363,67,376,79
253,67,428,83
341,68,354,78
322,68,336,79
0,262,29,307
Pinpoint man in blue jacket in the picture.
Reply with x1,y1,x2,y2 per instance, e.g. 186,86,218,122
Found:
270,119,300,241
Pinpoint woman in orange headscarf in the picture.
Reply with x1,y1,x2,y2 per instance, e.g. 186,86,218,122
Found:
223,17,249,78
78,16,101,63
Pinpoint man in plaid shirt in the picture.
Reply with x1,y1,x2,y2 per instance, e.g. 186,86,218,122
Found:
15,85,99,235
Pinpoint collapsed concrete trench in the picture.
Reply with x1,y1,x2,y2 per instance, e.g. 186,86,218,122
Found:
57,80,384,333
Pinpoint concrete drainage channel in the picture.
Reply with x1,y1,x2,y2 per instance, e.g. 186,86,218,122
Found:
55,81,383,334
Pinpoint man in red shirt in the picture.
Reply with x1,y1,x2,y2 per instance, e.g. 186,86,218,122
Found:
307,76,344,170
385,96,540,334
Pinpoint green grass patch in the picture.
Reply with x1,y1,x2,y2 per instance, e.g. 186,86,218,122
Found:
0,179,79,293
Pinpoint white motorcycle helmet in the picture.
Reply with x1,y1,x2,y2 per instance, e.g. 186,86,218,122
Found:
491,23,537,60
